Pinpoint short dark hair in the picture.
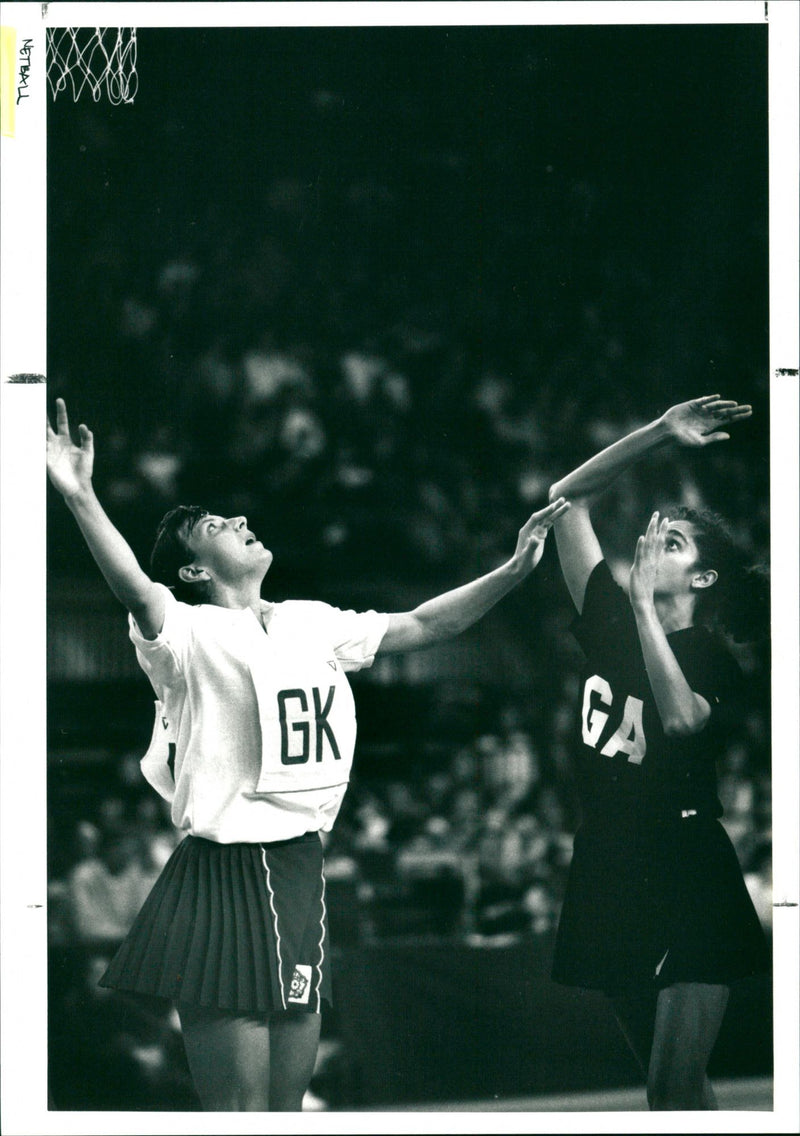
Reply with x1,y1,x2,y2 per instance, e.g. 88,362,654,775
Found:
150,505,211,605
663,504,770,643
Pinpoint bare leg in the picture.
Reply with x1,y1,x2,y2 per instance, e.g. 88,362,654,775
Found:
177,1003,320,1111
268,1011,321,1111
610,983,729,1110
178,1004,271,1110
608,988,658,1077
647,982,730,1110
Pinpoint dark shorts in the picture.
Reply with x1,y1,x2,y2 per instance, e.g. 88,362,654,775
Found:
552,814,770,993
100,832,331,1014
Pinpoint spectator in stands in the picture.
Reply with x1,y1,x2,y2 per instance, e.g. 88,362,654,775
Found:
66,825,160,946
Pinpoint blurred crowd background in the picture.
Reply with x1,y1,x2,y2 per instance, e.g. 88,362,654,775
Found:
45,23,771,1109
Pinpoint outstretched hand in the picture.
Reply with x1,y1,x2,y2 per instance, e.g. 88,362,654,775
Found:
512,496,570,574
661,394,752,447
629,511,667,611
46,398,95,499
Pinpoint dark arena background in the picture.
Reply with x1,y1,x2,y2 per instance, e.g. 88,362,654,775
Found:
45,19,773,1113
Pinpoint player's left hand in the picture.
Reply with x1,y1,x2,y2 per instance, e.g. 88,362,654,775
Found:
629,511,667,610
511,497,570,574
661,394,752,447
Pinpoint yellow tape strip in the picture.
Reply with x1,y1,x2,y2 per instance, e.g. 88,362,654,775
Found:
1,26,16,139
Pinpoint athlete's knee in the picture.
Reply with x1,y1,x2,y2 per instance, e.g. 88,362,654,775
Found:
648,1087,707,1110
238,1079,273,1111
209,1080,298,1111
215,1088,266,1111
267,1010,319,1111
197,1073,270,1111
269,1086,307,1111
193,1083,269,1111
647,1038,705,1110
267,1058,313,1112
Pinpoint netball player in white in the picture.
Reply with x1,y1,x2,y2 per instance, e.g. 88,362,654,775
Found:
47,397,568,1111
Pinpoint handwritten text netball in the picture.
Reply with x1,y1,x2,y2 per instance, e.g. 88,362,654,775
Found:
16,39,33,104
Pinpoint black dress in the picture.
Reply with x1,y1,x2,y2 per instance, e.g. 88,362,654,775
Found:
552,561,770,993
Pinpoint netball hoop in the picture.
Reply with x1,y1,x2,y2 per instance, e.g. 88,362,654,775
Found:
46,27,138,104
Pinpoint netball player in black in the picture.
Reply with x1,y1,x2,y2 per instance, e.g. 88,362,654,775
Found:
547,394,770,1110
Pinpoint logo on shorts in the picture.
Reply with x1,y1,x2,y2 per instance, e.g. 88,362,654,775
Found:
287,964,312,1004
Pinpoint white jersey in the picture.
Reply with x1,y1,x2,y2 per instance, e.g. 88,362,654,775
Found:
131,584,389,843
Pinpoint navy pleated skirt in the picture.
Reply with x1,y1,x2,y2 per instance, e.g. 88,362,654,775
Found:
552,814,770,993
100,832,331,1014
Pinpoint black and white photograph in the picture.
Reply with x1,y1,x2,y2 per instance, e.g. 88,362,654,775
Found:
1,2,798,1132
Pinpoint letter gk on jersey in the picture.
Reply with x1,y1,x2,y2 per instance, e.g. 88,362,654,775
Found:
279,686,342,764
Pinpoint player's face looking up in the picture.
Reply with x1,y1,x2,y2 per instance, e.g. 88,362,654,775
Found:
181,514,274,588
652,519,717,602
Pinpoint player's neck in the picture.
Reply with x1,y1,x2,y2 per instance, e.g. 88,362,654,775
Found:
208,576,265,614
654,592,696,634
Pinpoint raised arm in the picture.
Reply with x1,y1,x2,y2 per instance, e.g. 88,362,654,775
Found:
378,497,570,653
47,398,165,639
628,512,710,735
548,394,752,613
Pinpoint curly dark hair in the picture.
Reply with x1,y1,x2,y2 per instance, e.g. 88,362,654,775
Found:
662,504,770,643
149,505,212,605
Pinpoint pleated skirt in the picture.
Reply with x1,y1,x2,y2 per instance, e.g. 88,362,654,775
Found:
99,832,331,1014
552,814,770,993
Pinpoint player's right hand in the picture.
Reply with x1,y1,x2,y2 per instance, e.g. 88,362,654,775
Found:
46,397,95,498
510,496,571,575
660,394,752,447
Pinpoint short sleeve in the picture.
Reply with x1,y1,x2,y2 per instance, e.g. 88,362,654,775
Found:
571,560,633,658
322,605,390,672
128,583,193,689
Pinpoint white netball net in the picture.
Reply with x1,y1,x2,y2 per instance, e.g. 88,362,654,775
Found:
46,27,138,104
